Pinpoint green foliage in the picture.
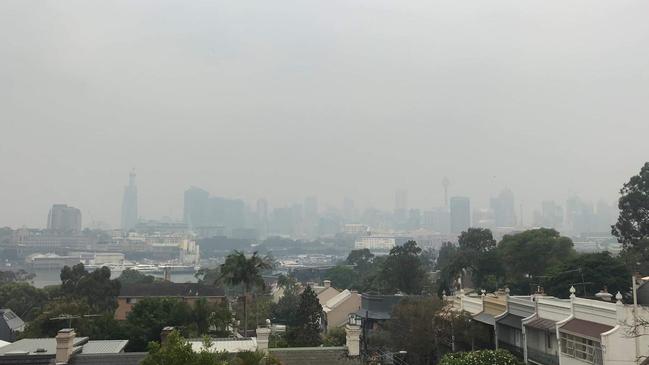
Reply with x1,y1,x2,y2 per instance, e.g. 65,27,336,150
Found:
324,265,356,289
458,228,496,253
0,269,35,284
124,297,194,351
380,241,429,294
60,263,121,312
544,252,630,299
220,251,273,336
141,330,278,365
613,162,649,248
285,286,322,347
0,282,49,321
440,349,521,365
117,268,155,285
345,249,374,272
322,327,346,347
498,228,575,283
384,297,441,365
271,290,300,327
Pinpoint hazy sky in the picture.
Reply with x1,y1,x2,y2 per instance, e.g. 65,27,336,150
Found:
2,0,649,228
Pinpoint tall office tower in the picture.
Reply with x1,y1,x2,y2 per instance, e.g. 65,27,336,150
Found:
184,186,210,230
209,197,246,234
394,189,408,229
450,196,471,234
565,196,595,234
534,200,563,229
303,196,319,239
595,200,615,233
47,204,82,233
121,170,138,231
256,198,269,238
490,188,517,227
343,197,356,223
442,177,450,208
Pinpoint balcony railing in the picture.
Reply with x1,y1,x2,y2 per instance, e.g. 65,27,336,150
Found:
527,347,559,365
497,341,523,359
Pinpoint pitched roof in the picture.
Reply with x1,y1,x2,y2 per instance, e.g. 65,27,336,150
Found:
119,283,225,297
0,337,88,357
81,340,128,354
69,352,148,365
496,314,524,330
0,309,24,330
270,347,360,365
473,312,495,326
525,317,556,331
324,290,352,312
559,318,614,341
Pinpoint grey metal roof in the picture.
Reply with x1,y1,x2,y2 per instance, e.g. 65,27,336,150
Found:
69,352,148,365
81,340,128,354
355,309,391,320
0,309,24,331
496,314,524,330
525,317,556,331
0,337,88,356
472,312,495,326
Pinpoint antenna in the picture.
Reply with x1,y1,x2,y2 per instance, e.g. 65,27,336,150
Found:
50,314,102,329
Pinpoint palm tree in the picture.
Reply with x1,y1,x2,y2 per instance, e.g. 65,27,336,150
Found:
218,251,272,336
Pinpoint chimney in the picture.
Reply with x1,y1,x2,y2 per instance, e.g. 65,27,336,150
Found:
55,328,76,364
324,280,331,288
160,326,175,346
345,323,361,357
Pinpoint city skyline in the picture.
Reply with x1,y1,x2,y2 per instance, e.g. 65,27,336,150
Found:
2,0,648,228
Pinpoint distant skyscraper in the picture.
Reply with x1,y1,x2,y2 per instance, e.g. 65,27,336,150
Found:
121,170,138,231
533,200,563,230
47,204,82,233
450,196,470,233
394,189,408,229
490,189,517,227
343,197,356,222
256,198,269,238
184,187,210,229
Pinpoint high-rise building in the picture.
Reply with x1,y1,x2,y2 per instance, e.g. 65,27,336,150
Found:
303,196,319,238
533,200,563,230
121,170,138,231
450,196,470,234
394,189,408,229
256,198,269,238
343,197,356,223
490,189,516,228
184,187,210,230
47,204,82,233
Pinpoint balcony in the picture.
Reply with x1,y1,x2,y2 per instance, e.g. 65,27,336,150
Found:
527,347,559,365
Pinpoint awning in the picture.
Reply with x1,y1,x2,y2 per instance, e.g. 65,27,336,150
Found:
496,314,524,330
525,317,556,331
559,318,613,341
473,312,495,326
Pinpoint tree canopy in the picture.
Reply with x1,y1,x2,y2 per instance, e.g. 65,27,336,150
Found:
612,162,649,248
285,285,322,347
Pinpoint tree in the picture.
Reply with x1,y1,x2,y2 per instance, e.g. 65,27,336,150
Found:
125,297,193,351
544,252,630,299
439,349,521,365
324,265,356,289
458,228,496,253
286,286,322,347
219,251,272,336
345,249,374,272
0,270,35,284
380,241,428,294
498,229,575,288
0,282,49,321
118,268,155,285
60,264,120,312
385,297,441,365
612,162,649,248
322,327,346,346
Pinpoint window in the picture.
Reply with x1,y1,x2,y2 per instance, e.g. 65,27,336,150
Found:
560,333,602,364
126,298,138,304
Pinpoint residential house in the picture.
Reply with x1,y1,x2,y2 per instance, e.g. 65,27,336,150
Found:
313,280,341,306
470,292,507,350
322,289,361,331
495,295,535,359
115,282,225,320
522,296,571,365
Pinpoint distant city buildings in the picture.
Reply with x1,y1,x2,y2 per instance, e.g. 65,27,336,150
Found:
182,187,247,237
450,196,471,233
47,204,81,233
490,188,516,228
121,170,138,231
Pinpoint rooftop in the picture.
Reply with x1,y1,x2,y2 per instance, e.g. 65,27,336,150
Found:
119,282,225,297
